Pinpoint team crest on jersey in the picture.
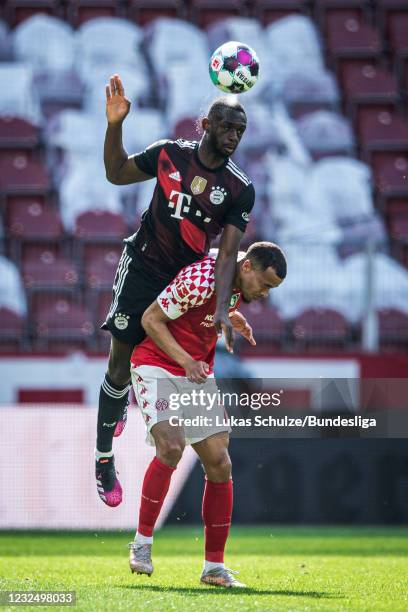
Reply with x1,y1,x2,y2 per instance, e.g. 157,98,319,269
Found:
229,293,240,309
191,176,207,195
114,312,129,330
210,186,227,205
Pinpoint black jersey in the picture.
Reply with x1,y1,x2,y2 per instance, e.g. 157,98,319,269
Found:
125,138,255,281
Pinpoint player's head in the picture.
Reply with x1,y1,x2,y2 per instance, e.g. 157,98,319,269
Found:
237,241,286,303
201,97,247,158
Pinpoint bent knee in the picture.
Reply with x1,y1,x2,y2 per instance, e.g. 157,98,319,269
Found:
156,440,185,467
205,452,232,481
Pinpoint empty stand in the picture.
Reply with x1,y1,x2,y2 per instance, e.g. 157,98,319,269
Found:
292,307,350,350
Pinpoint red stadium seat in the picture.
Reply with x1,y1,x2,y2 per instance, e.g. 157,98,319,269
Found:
6,199,62,239
378,307,408,349
0,307,25,350
172,117,202,142
326,13,382,64
129,0,182,25
84,245,122,289
252,0,306,25
314,2,368,32
22,249,79,289
0,116,39,150
4,0,60,27
31,295,95,350
0,156,50,196
371,153,408,199
238,300,285,348
190,0,246,28
74,210,126,240
357,108,408,160
94,289,113,349
292,308,350,350
67,0,123,26
341,63,398,118
388,210,408,241
389,12,408,56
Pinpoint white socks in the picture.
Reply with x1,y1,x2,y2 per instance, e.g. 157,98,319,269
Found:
95,448,113,461
135,532,153,546
204,560,225,572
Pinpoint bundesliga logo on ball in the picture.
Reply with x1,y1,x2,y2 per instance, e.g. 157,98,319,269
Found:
209,41,260,94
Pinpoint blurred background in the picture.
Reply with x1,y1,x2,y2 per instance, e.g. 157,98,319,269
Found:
0,0,407,529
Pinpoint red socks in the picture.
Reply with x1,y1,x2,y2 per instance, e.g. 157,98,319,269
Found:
202,478,233,563
137,456,176,537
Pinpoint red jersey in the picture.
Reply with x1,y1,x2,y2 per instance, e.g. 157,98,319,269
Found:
131,254,241,375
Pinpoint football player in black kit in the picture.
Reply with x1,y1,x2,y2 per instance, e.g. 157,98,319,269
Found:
96,73,255,507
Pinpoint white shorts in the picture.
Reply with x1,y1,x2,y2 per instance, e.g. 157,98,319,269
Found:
131,364,231,447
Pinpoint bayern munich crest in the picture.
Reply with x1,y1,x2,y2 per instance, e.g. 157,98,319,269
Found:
210,186,227,205
114,313,129,330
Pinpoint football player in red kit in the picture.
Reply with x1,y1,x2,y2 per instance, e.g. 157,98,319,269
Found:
128,242,286,588
96,74,256,507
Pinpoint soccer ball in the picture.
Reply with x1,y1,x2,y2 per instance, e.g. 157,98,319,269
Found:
209,41,260,94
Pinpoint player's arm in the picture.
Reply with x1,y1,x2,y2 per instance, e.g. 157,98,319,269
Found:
141,302,209,384
214,183,255,352
104,73,159,185
214,225,243,354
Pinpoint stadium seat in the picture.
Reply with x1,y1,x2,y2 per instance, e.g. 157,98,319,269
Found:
22,249,79,290
388,12,408,56
388,209,408,241
296,111,355,158
129,0,182,25
0,116,39,151
74,210,127,240
4,0,60,27
31,295,95,350
6,199,62,240
0,307,25,350
84,245,122,289
190,0,245,28
0,156,50,196
282,69,340,117
357,108,408,160
292,307,350,350
252,0,306,26
314,2,368,32
0,63,41,125
67,1,123,27
326,13,382,64
12,14,75,74
238,300,285,348
378,307,408,349
171,117,201,141
341,62,399,119
372,153,408,200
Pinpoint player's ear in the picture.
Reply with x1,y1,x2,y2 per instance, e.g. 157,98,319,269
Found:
202,117,210,132
242,258,252,272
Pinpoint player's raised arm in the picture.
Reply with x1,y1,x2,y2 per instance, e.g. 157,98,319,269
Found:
214,224,244,354
141,302,209,384
104,73,153,185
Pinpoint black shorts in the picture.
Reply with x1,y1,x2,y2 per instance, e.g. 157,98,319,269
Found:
101,244,170,347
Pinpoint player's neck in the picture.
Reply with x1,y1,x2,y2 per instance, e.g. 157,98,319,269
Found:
197,140,227,170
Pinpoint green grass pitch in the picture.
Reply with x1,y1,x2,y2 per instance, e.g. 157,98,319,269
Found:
1,527,407,611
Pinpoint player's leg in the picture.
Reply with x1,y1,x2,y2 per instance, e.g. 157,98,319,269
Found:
193,433,245,588
129,366,185,575
94,336,133,507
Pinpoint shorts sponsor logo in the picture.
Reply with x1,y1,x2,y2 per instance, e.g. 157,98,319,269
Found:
210,186,227,205
114,313,129,330
155,398,169,412
191,176,207,195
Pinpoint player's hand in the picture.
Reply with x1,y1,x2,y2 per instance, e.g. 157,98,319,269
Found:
214,310,234,354
229,311,256,346
184,359,210,384
105,74,131,125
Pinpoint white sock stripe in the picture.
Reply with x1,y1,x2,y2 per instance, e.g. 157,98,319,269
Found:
108,254,131,319
102,378,130,399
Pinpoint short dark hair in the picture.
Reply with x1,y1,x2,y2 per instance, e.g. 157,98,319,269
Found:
245,241,287,279
207,97,246,121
